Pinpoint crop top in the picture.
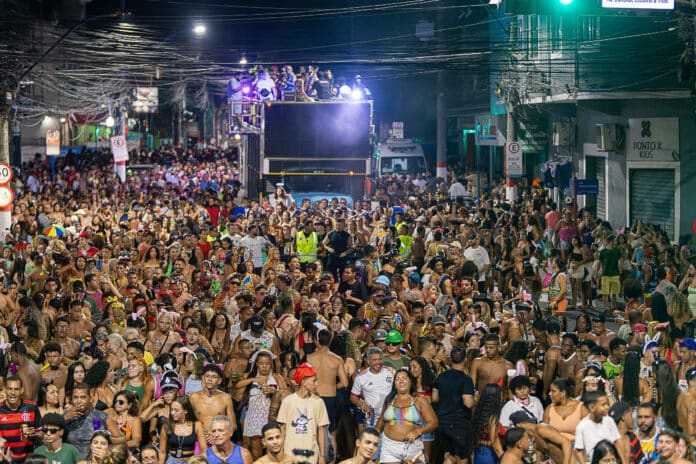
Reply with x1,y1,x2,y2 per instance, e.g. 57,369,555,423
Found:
383,397,422,426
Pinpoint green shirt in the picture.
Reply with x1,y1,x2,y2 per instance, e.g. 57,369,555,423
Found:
600,247,621,276
35,443,83,464
382,354,410,371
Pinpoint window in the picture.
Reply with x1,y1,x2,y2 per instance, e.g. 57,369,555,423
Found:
381,157,426,175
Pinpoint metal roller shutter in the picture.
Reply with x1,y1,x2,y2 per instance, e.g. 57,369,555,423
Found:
629,169,674,238
595,158,606,221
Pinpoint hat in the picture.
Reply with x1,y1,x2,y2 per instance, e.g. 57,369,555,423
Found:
510,410,537,425
608,401,631,423
408,272,421,284
431,314,447,326
415,216,427,223
631,323,647,334
248,316,264,333
160,375,182,391
679,338,696,351
450,241,463,249
373,329,388,342
293,362,318,385
374,275,391,288
385,330,404,344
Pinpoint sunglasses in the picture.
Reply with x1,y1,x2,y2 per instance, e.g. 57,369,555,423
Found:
229,281,240,286
44,428,61,435
386,342,401,346
116,399,126,405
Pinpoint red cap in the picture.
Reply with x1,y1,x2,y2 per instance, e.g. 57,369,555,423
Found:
293,362,317,385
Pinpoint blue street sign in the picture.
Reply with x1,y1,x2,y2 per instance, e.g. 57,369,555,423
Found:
570,178,599,195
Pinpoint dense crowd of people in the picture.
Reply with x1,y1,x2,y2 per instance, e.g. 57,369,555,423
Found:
0,146,695,464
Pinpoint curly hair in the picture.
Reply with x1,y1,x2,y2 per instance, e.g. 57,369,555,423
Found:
471,383,502,450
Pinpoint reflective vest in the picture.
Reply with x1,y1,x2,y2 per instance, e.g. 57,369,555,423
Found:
398,235,413,259
296,231,318,263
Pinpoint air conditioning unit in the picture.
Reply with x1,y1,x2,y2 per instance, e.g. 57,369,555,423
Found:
552,121,570,147
596,124,616,152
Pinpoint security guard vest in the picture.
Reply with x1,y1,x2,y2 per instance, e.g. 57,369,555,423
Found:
296,230,318,263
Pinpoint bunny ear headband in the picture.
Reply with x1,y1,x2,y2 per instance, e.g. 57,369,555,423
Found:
643,332,661,355
131,306,146,320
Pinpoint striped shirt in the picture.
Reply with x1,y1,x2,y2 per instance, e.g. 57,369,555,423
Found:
0,400,41,463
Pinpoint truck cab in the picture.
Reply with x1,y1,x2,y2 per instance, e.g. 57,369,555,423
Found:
374,138,427,178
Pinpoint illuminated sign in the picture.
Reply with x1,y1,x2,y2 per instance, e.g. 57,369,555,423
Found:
602,0,674,10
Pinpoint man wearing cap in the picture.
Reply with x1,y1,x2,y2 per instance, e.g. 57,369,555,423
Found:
382,329,409,371
610,401,645,464
237,315,281,371
351,347,394,431
306,330,348,445
675,338,696,391
431,314,454,356
372,328,388,352
277,362,329,464
677,367,696,446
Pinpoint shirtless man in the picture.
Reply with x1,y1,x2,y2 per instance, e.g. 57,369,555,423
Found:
253,422,294,464
405,301,425,355
189,364,237,442
52,315,81,362
307,329,348,444
10,342,41,401
145,311,182,357
585,314,616,350
67,299,95,341
500,428,530,464
227,339,255,397
500,304,532,347
543,321,562,397
558,334,583,386
40,343,68,402
470,334,513,395
677,367,696,447
338,428,380,464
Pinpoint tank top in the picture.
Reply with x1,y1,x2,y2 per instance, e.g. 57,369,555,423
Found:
125,381,145,401
548,402,583,440
167,422,197,455
383,397,422,426
206,445,244,464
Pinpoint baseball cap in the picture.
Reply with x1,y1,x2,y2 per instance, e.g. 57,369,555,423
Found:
608,401,631,423
248,316,264,333
510,410,537,425
431,314,447,326
679,338,696,351
375,275,391,288
373,329,388,342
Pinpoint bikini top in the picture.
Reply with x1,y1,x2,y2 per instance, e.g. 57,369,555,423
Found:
383,397,422,426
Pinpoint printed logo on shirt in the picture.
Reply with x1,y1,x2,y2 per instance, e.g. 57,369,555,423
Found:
291,409,311,435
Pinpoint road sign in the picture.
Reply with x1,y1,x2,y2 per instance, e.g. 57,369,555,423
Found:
570,178,599,195
46,129,60,156
0,186,14,208
505,141,523,178
111,136,129,162
0,164,12,185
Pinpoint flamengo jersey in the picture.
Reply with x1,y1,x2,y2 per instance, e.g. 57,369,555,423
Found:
0,400,41,463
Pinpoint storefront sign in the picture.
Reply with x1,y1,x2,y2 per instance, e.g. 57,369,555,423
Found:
628,117,679,162
46,129,60,156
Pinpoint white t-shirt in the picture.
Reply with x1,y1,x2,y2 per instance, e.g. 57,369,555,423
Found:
499,397,545,428
463,246,490,282
574,415,620,463
351,367,394,412
240,235,268,269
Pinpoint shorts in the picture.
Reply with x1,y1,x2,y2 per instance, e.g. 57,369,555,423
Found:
321,396,339,432
559,240,571,251
438,422,472,458
601,275,621,295
380,433,424,463
421,431,434,442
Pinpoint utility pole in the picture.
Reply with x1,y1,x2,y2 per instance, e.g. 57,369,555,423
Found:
436,71,447,179
505,15,518,203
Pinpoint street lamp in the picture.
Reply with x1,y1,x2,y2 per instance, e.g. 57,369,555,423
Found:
239,55,248,65
193,24,206,36
105,116,115,128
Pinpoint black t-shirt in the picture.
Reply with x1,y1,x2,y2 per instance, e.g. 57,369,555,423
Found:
338,279,367,317
327,229,350,256
433,369,475,425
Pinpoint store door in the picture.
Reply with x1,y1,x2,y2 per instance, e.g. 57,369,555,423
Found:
629,169,675,239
